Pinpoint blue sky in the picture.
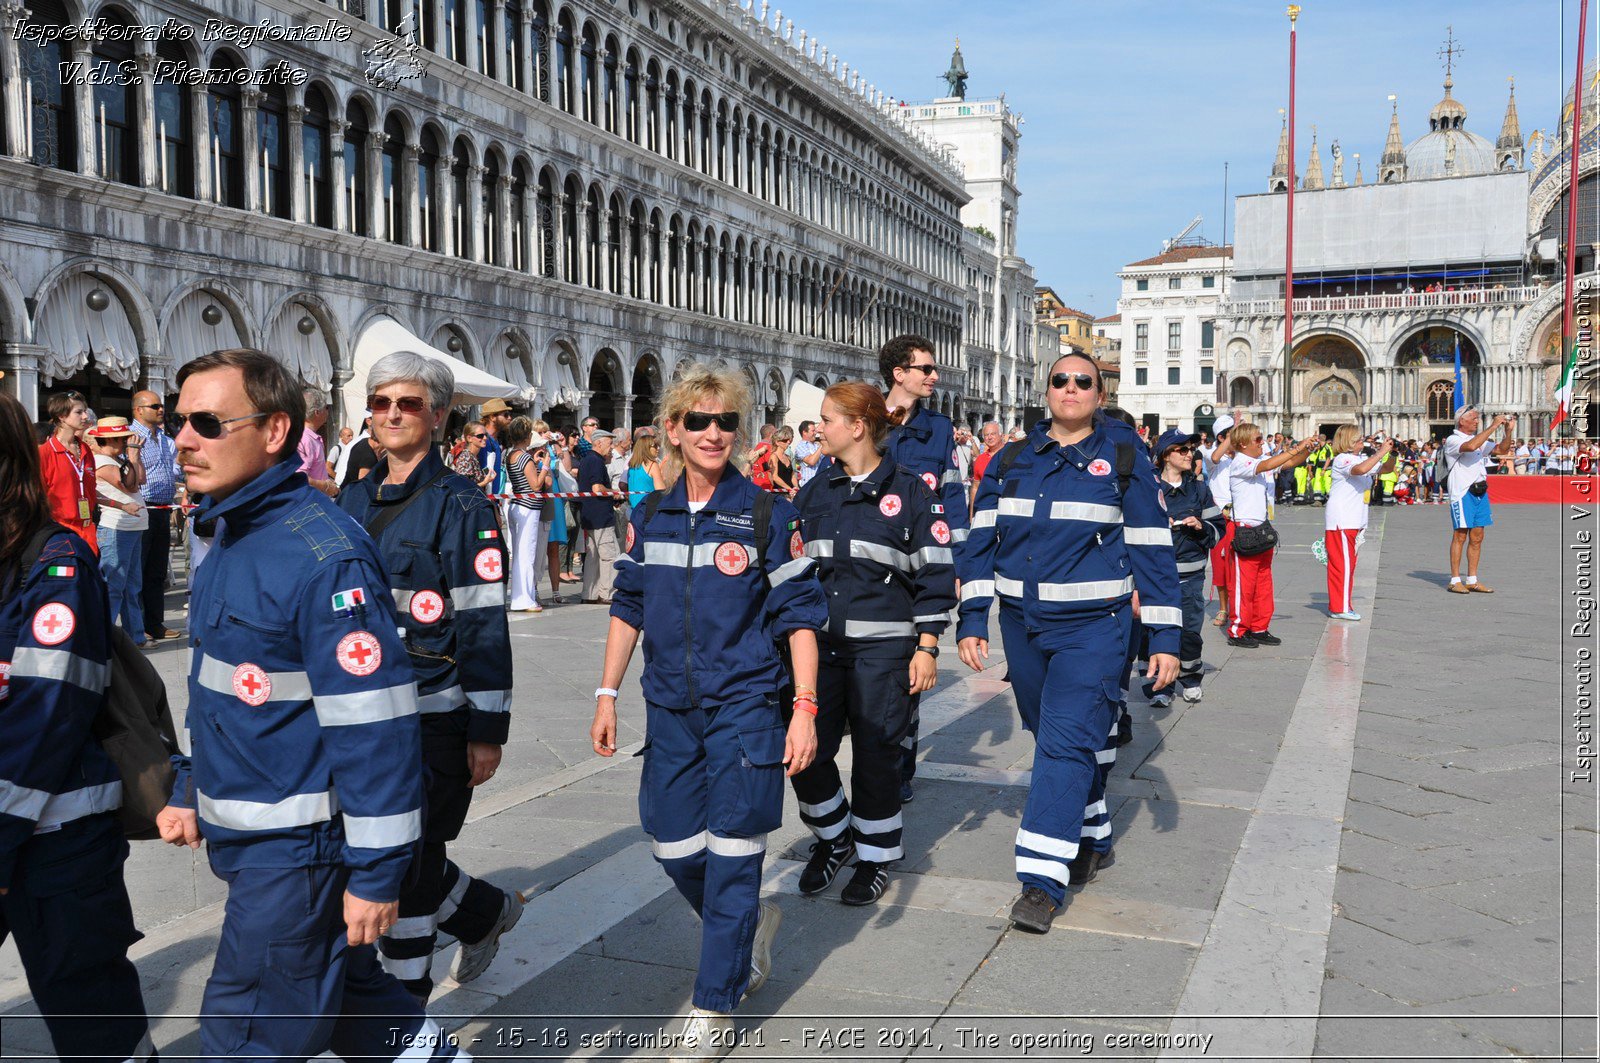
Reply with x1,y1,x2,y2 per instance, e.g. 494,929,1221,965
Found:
788,0,1586,315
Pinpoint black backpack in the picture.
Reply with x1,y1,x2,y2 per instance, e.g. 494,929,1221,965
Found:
17,524,179,839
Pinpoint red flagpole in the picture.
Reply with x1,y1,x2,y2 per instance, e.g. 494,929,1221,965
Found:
1284,5,1300,435
1559,0,1589,435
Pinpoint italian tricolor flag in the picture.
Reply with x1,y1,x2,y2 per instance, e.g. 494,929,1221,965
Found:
1552,342,1581,431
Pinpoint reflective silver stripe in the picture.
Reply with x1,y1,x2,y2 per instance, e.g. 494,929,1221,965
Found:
386,913,436,939
971,509,997,529
1081,822,1112,840
390,588,413,612
35,781,122,831
941,469,962,486
912,545,954,568
382,954,433,980
851,811,902,834
855,841,904,862
1141,605,1184,626
851,539,911,572
995,575,1025,597
1124,527,1173,546
843,619,916,639
418,685,467,713
997,497,1035,518
1015,855,1074,885
1201,506,1223,519
345,809,422,848
199,790,335,831
11,646,110,692
197,654,312,702
950,527,969,543
1176,559,1208,574
313,684,417,727
179,725,192,756
1036,576,1133,601
0,779,54,821
451,583,503,610
960,579,996,602
1096,746,1117,765
1016,827,1077,859
652,832,707,860
912,613,949,625
798,790,846,818
644,541,720,567
1050,501,1122,523
1181,658,1203,670
1084,800,1108,817
705,832,766,857
396,1020,447,1062
804,539,835,558
466,688,511,715
435,869,470,923
810,818,849,841
768,557,812,588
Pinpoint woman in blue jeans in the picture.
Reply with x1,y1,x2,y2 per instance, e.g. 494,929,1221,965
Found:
87,417,148,642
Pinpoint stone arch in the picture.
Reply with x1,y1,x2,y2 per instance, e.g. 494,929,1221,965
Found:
428,320,479,366
263,294,341,392
588,346,626,428
540,336,583,419
0,258,32,348
490,326,535,388
632,349,664,430
32,259,157,397
158,281,255,379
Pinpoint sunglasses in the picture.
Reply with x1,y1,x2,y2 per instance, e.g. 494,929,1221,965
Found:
174,410,271,439
469,432,488,440
1050,372,1097,391
137,402,164,410
368,395,429,415
902,362,938,376
681,411,741,432
1172,445,1194,454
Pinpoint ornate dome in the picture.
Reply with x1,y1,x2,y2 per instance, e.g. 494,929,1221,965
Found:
1403,79,1497,179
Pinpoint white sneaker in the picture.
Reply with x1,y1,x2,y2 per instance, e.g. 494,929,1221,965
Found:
1181,684,1203,703
745,899,782,996
1148,691,1172,709
1329,611,1362,621
669,1008,735,1063
449,888,523,984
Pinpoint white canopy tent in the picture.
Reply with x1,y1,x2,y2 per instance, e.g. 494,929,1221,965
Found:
345,315,522,430
782,379,825,434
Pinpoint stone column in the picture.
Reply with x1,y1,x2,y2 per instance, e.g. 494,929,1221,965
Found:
368,130,387,238
467,162,486,261
404,142,422,247
287,100,306,221
464,0,482,72
1,343,45,417
72,40,92,174
438,153,456,254
495,168,511,266
619,395,633,436
518,8,534,93
0,3,25,159
135,51,156,186
240,87,261,210
577,389,592,422
329,117,347,231
574,192,590,286
621,213,636,298
191,83,211,200
553,191,569,281
488,0,505,80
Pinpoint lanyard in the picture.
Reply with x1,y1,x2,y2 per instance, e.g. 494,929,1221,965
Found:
51,436,93,521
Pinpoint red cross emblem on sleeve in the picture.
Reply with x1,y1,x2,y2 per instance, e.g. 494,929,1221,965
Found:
789,530,804,560
232,663,272,706
922,472,938,491
0,660,10,702
410,590,445,625
714,541,750,576
931,520,951,545
32,603,75,646
337,631,383,676
474,547,504,582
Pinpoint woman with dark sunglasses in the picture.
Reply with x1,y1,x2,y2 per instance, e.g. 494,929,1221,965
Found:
956,352,1182,935
451,421,495,492
590,367,826,1061
1143,429,1227,706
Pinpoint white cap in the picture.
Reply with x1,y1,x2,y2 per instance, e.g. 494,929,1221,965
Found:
1212,414,1235,436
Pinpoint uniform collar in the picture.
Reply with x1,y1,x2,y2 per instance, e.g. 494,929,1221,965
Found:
892,402,932,439
826,453,893,495
195,460,307,534
659,464,749,512
370,448,446,503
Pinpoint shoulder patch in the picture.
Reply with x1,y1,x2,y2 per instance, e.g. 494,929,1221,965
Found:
336,631,383,676
32,602,76,645
37,535,78,564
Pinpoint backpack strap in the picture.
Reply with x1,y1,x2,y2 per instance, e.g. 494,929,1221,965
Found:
753,489,775,573
364,467,452,542
642,489,664,525
992,440,1028,484
1115,441,1136,499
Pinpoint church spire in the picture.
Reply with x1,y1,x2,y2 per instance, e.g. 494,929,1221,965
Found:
1379,96,1407,183
1303,128,1324,190
1354,151,1364,185
1497,76,1524,170
1269,112,1290,192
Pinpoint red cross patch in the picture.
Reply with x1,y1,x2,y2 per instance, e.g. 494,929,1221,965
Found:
931,520,951,545
1088,458,1112,477
32,603,75,646
714,541,750,576
337,631,382,676
410,590,445,625
1157,490,1168,512
790,530,804,560
0,660,10,702
626,523,637,553
474,547,504,582
232,662,272,706
879,494,903,518
922,472,938,491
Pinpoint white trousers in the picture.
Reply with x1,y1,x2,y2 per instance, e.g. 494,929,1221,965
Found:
507,505,542,610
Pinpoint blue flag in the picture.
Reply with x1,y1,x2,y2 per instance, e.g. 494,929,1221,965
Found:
1452,334,1466,412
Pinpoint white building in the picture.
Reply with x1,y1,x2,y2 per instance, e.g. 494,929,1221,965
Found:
0,0,975,434
1115,243,1231,436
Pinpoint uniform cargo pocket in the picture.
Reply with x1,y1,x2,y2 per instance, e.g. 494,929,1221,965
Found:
712,725,786,838
635,736,655,837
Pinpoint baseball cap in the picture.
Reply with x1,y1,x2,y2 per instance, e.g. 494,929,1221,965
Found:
1212,414,1235,436
1155,428,1200,458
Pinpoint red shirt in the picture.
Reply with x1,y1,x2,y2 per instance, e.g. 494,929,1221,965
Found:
39,436,99,554
973,448,998,484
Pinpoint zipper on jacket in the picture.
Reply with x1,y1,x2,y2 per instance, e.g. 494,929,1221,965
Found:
683,512,699,709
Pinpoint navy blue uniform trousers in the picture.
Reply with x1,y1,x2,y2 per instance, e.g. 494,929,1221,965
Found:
0,812,152,1063
639,694,784,1013
999,604,1131,905
201,862,463,1063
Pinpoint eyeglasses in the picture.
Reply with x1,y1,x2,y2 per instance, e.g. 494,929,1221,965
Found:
1172,445,1194,454
468,432,488,441
681,411,740,432
902,362,938,376
1049,372,1097,391
137,402,164,411
368,395,429,416
174,410,271,439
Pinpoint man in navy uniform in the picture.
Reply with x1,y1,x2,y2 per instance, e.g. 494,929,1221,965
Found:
155,349,465,1062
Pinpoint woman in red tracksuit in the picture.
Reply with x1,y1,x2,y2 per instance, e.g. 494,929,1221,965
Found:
1224,424,1314,647
1324,425,1392,621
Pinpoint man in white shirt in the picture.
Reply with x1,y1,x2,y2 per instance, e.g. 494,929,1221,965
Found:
1443,405,1513,594
792,420,823,488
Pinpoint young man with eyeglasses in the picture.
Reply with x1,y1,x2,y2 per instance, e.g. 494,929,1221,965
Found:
338,353,520,1007
154,348,465,1062
130,389,184,640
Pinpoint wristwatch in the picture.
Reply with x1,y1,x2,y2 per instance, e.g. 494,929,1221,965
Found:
915,644,940,659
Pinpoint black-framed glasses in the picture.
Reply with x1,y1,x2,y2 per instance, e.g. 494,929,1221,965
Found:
137,402,164,411
368,395,429,416
682,411,740,432
903,362,938,376
174,410,270,439
1172,445,1195,454
468,432,489,441
1050,372,1096,391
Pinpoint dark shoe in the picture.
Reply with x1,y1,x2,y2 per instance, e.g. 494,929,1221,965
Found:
840,861,889,906
1009,886,1058,933
899,781,914,803
1250,631,1283,646
1226,634,1260,648
798,837,851,895
149,627,181,640
1116,708,1134,746
1068,847,1114,886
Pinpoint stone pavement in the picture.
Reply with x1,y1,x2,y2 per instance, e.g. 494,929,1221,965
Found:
1,502,1594,1061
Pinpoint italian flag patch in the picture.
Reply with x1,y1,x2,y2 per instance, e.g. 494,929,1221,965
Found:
45,564,75,578
477,529,500,539
331,588,366,612
785,519,800,532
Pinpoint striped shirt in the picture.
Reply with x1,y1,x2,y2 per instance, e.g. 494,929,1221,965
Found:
129,420,180,505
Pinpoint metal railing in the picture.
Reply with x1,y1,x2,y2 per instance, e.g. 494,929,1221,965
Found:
1220,285,1542,318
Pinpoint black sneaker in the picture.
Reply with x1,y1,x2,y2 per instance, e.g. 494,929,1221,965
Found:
1116,708,1134,746
1251,631,1283,646
1009,886,1058,934
1226,634,1260,648
840,861,890,906
900,780,915,803
1068,847,1114,886
798,837,851,895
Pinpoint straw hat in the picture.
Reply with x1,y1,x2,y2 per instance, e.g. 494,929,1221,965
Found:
87,416,135,439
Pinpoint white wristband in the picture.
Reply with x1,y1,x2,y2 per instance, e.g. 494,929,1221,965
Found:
594,687,619,700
